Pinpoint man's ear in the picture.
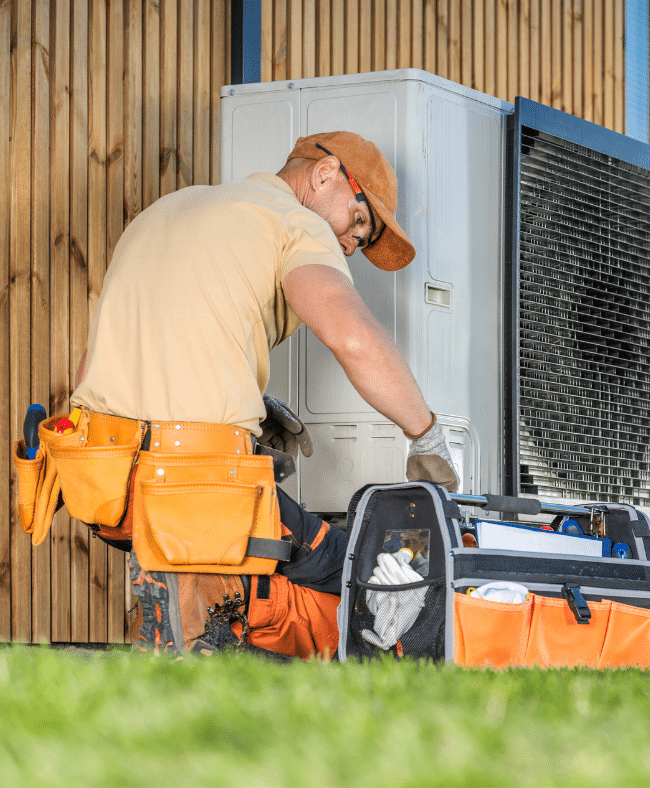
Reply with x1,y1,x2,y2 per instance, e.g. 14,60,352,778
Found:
311,155,340,191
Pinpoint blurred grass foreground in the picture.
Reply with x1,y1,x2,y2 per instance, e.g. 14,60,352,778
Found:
1,645,650,788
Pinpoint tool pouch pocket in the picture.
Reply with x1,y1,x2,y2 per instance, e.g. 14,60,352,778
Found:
46,410,145,530
12,439,62,545
132,452,284,575
12,414,84,545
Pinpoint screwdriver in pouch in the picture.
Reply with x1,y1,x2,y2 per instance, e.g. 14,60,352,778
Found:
23,404,47,459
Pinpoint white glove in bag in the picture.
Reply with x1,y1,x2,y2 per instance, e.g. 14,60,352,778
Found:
469,581,529,604
361,549,427,650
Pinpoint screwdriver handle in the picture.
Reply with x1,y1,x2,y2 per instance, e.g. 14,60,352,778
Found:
23,404,47,459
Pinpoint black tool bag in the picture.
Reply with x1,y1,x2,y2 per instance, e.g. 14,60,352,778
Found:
338,481,650,669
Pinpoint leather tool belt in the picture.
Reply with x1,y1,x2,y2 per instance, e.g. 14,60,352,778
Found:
13,407,290,574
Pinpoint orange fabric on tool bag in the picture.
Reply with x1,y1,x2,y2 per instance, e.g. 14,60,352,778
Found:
599,601,650,669
236,574,339,660
454,593,532,668
454,592,650,670
524,595,610,669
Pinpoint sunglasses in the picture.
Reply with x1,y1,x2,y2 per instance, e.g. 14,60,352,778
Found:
316,143,381,249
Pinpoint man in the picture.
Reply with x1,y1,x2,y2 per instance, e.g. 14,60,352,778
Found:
71,131,458,659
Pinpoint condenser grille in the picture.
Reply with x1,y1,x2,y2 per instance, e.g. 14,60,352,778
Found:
516,122,650,505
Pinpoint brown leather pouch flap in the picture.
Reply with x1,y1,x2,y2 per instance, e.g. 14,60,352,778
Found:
141,479,272,566
47,410,145,528
133,451,283,574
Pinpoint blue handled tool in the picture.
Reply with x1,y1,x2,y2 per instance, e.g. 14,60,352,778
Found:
23,404,47,459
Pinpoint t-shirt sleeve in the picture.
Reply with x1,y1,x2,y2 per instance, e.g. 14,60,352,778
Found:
279,207,354,285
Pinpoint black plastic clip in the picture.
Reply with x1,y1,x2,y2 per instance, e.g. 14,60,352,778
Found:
562,583,591,624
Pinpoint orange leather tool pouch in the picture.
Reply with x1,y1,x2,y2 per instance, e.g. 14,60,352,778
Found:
45,409,146,534
13,428,65,546
132,450,283,575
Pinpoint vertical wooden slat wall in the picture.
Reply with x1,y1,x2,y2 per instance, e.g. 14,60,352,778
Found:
0,0,631,643
262,0,626,134
2,0,229,644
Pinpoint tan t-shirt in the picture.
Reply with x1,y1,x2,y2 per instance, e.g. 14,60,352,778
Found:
71,173,352,434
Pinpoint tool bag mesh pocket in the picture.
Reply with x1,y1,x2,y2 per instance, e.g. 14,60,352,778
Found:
339,483,451,662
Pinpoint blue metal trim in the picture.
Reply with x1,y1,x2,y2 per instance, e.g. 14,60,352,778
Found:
626,0,650,143
231,0,261,85
516,96,650,169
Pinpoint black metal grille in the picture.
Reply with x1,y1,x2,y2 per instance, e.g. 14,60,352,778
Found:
513,112,650,506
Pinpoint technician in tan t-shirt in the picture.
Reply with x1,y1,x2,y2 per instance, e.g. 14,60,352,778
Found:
71,131,459,659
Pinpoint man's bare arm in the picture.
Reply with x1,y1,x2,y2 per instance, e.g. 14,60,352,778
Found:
282,265,432,437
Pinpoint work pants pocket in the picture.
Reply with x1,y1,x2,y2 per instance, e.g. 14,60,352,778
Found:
132,451,282,575
46,410,144,529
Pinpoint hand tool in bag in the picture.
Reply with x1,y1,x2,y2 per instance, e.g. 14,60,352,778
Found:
23,404,47,459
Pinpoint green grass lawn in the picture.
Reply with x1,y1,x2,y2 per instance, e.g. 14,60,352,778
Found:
1,646,650,788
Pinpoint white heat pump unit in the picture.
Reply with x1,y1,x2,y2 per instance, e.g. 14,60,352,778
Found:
221,69,650,517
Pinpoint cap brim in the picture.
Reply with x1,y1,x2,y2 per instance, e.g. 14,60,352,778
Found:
360,186,415,272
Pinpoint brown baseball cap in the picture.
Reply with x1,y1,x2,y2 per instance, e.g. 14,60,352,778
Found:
286,131,415,271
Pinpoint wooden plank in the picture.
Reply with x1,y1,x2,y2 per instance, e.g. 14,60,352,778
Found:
385,0,397,72
529,0,540,101
582,0,593,121
107,0,124,276
572,0,583,119
125,0,143,227
144,0,160,207
30,0,51,644
88,0,108,644
436,0,448,79
359,0,372,73
507,0,518,100
302,0,315,77
330,0,344,75
540,0,551,106
461,0,472,88
50,0,71,644
69,0,90,647
603,0,614,129
613,0,623,134
288,0,302,78
450,0,461,84
345,0,358,74
273,0,287,81
593,0,603,125
424,0,436,75
398,0,411,71
562,0,573,114
519,0,530,99
160,0,178,196
372,0,385,72
194,0,210,186
0,0,12,642
261,0,273,81
496,0,507,100
411,0,423,70
178,0,193,188
211,0,227,185
484,0,494,96
107,0,126,642
10,0,33,644
317,0,331,76
551,0,562,108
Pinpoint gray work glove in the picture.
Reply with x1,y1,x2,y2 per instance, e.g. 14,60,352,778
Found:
259,395,313,461
406,419,460,492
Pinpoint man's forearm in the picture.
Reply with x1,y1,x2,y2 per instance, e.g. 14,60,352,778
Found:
329,313,432,437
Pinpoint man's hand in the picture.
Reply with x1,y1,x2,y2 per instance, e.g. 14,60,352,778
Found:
406,419,460,493
259,395,313,461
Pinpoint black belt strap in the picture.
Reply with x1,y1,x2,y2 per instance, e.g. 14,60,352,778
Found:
246,537,291,561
